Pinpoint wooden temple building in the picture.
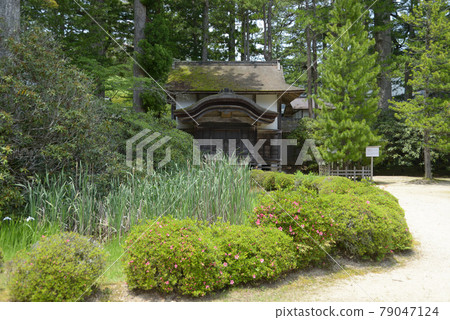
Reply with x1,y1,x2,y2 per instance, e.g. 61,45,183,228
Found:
166,61,306,169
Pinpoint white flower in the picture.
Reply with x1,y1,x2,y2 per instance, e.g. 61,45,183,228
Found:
26,216,35,222
3,217,12,221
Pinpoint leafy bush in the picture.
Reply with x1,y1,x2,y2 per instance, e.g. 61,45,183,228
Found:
251,174,413,261
7,232,106,302
250,187,336,267
0,111,23,219
317,193,412,259
250,170,295,191
123,217,297,297
0,28,123,184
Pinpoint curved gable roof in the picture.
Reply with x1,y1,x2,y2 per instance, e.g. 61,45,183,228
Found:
174,91,278,124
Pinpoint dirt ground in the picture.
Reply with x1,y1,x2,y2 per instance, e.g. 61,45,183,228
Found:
104,176,450,302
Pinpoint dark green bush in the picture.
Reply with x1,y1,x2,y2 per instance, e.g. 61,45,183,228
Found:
7,232,106,301
123,216,297,297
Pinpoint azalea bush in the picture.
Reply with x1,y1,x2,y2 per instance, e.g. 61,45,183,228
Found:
250,187,336,266
250,173,413,260
123,216,297,297
7,232,106,302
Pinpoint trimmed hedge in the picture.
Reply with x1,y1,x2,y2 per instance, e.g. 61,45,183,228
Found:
123,217,297,297
7,232,106,302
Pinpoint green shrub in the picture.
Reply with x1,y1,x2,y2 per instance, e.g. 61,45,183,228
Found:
250,170,295,191
7,232,106,302
251,179,413,261
123,217,297,297
318,193,412,259
251,187,336,267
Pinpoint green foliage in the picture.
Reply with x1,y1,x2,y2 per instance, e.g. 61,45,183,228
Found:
0,28,123,184
315,0,381,164
106,104,193,171
0,111,23,219
7,232,106,302
250,170,295,191
251,172,413,260
21,0,132,97
123,216,297,297
251,187,335,266
390,0,450,178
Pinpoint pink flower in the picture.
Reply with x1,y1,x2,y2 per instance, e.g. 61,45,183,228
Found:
206,285,210,289
301,224,304,228
256,219,260,226
294,215,298,220
165,281,169,285
278,227,283,231
366,200,370,204
321,215,324,218
297,209,301,213
230,280,234,285
202,249,205,252
42,235,46,238
319,232,323,236
289,226,293,233
145,262,150,266
174,264,178,268
223,262,228,267
252,274,256,279
260,259,264,263
170,245,174,249
235,254,239,260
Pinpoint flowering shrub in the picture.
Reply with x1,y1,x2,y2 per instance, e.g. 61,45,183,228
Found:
251,187,336,266
123,217,297,297
7,232,106,301
319,193,412,259
250,176,413,261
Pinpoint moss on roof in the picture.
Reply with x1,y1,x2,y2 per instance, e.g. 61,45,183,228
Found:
166,62,304,93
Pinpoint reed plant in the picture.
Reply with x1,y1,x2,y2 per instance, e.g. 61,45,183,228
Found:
21,156,256,241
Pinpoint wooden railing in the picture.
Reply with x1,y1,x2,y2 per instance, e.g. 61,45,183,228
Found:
319,164,372,180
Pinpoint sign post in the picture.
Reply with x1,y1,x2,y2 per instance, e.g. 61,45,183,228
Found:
365,146,380,180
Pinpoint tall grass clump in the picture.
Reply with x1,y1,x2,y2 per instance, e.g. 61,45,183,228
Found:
22,156,256,240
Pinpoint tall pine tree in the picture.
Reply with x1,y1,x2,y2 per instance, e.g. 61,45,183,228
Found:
391,0,449,179
315,0,380,165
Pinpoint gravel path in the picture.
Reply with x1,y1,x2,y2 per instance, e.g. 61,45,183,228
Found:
297,176,450,302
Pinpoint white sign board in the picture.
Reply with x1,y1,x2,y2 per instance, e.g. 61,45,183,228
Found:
366,146,380,157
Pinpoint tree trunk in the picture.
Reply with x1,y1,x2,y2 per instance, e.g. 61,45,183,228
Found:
424,130,432,179
201,0,209,62
229,6,236,61
0,0,20,57
133,0,146,113
374,0,392,109
267,0,273,61
305,1,313,118
312,0,318,112
245,12,250,61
